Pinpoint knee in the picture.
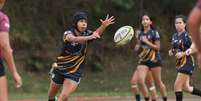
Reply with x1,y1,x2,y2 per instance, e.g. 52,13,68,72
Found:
59,93,69,101
138,78,146,85
48,92,55,99
155,79,165,87
130,78,137,85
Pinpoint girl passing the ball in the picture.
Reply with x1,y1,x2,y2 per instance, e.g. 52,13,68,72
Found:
169,15,201,101
47,12,115,101
130,13,167,101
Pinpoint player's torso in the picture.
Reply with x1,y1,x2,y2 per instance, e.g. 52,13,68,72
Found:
171,32,194,68
55,28,92,74
138,29,161,62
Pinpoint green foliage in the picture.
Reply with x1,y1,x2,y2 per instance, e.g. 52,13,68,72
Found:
111,0,135,10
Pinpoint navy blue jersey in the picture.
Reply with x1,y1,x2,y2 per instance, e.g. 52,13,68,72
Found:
171,31,194,68
138,29,161,63
55,28,93,74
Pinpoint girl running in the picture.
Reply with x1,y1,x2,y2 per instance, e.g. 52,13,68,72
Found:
169,15,201,101
47,11,115,101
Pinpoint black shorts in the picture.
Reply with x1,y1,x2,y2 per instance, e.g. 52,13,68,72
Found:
177,62,194,76
0,59,5,77
176,56,194,75
49,68,81,85
139,60,162,68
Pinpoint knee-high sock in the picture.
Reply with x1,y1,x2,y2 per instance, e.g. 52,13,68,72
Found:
192,87,201,97
175,91,183,101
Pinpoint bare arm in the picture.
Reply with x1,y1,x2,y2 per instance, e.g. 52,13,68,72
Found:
188,7,201,53
64,31,100,43
0,32,22,88
0,32,17,74
141,36,160,50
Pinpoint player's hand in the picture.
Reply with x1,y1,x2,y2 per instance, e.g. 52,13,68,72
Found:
141,36,149,44
134,44,140,52
175,52,185,59
100,14,115,27
168,49,174,56
91,31,100,39
12,72,22,88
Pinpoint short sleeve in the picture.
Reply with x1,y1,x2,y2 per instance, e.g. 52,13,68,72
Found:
63,30,73,42
0,14,10,32
184,33,192,49
153,31,160,41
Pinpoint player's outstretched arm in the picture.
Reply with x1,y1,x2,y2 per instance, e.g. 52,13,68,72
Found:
95,14,115,36
0,32,22,88
64,31,100,43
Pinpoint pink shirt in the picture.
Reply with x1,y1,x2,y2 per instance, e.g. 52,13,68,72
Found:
0,11,10,58
197,0,201,9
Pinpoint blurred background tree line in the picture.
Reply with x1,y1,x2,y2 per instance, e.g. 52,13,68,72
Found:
4,0,201,97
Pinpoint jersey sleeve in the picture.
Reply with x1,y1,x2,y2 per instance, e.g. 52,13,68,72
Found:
63,30,73,42
153,31,160,41
183,33,192,50
0,15,10,32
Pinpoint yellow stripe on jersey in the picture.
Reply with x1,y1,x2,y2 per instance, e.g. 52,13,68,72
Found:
149,50,156,61
139,49,156,62
57,56,80,64
57,55,72,60
139,48,151,59
176,55,187,69
67,55,85,73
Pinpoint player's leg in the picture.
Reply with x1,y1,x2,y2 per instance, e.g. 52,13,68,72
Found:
174,73,186,101
48,81,61,101
146,71,157,101
137,65,150,101
0,76,8,101
151,66,167,101
58,79,78,101
183,75,201,96
48,68,63,101
130,70,141,101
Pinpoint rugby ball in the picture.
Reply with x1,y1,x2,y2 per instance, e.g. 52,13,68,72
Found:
114,26,134,46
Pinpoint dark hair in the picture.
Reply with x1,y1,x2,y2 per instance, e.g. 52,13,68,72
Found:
174,15,187,31
72,11,88,27
175,15,187,24
140,13,156,31
71,11,88,32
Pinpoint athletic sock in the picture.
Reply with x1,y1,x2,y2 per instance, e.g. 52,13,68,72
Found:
162,97,167,101
135,94,141,101
144,97,149,101
48,99,55,101
175,91,183,101
192,87,201,96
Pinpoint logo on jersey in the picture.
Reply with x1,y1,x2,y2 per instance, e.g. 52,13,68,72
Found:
4,23,10,28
